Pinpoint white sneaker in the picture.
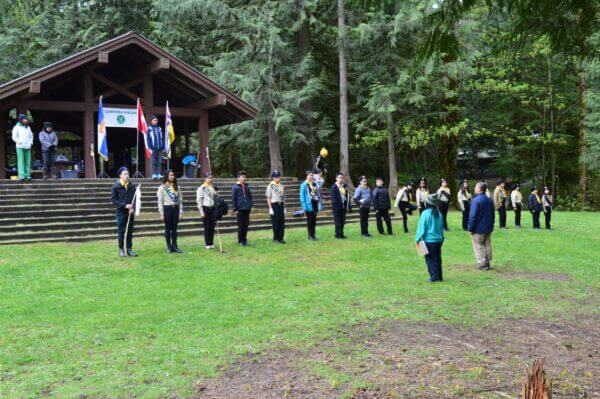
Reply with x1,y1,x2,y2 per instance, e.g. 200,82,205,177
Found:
210,245,215,249
205,245,212,250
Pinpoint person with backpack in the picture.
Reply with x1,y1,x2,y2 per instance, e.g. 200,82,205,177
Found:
232,171,253,246
196,172,218,249
372,177,393,235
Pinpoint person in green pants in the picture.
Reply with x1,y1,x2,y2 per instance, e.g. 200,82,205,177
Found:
11,114,34,180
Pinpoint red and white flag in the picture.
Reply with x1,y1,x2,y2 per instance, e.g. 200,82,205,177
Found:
136,98,151,159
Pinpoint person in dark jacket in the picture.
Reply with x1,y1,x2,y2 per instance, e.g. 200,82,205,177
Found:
147,115,164,179
330,173,351,239
111,167,138,257
232,171,253,246
468,181,495,270
39,121,59,179
372,177,393,235
353,176,373,237
529,186,543,229
542,186,553,230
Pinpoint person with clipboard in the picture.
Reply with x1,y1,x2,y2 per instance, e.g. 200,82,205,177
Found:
415,193,445,282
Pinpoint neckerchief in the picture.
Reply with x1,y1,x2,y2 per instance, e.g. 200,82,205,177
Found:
120,179,128,190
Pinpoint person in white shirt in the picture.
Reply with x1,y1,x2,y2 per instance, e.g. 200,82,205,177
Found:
11,114,34,180
457,179,472,231
415,178,429,215
510,183,523,228
394,181,417,233
436,178,451,231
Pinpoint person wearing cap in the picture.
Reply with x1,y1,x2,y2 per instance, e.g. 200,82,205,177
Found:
542,186,553,230
330,172,351,239
457,180,472,231
493,179,508,228
510,183,523,228
415,178,429,215
415,193,445,282
38,121,59,179
394,181,417,233
147,115,164,179
266,170,286,243
353,176,373,237
197,173,218,249
468,181,495,270
528,186,543,229
111,167,138,257
372,177,393,235
232,171,253,246
157,169,183,253
437,178,451,231
11,113,34,181
300,170,323,241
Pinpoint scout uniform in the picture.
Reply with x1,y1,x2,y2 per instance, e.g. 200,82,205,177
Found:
510,184,522,228
158,180,183,253
493,180,508,228
196,176,218,248
266,170,286,243
542,188,553,230
394,183,417,233
528,187,543,229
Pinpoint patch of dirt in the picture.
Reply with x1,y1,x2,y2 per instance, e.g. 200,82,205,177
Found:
196,316,600,398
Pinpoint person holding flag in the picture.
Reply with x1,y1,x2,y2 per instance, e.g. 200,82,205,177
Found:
111,166,140,257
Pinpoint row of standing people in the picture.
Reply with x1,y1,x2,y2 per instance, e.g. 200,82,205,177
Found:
11,114,59,180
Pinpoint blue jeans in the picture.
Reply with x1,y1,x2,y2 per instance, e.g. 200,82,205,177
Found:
424,242,443,282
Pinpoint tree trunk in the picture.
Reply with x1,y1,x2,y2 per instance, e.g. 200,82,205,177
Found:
267,118,283,174
577,10,587,210
387,114,399,197
439,54,459,207
338,0,353,187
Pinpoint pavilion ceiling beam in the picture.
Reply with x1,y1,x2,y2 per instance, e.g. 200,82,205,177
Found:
143,57,169,75
189,94,227,110
94,78,143,101
91,72,139,101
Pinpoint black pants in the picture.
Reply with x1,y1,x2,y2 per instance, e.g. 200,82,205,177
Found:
461,201,470,231
376,208,392,234
498,205,507,228
237,210,250,243
42,148,56,176
544,209,552,229
532,211,541,229
419,202,426,215
439,201,449,229
116,211,134,250
163,205,180,250
514,203,521,227
202,206,216,245
424,242,443,282
398,201,417,233
271,202,285,241
359,207,370,235
333,209,347,237
306,212,317,238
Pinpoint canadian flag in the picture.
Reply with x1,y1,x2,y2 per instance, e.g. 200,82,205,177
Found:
137,98,151,159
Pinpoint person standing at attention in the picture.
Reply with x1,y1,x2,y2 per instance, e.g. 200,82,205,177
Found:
529,186,543,229
330,173,351,239
394,181,417,233
300,170,322,241
39,121,59,179
353,176,373,237
12,113,33,181
372,177,393,235
111,167,138,257
415,193,445,282
232,171,253,246
266,170,286,243
437,178,451,231
197,173,218,249
416,178,429,215
468,181,495,270
157,170,183,253
542,186,553,230
147,115,164,179
457,179,471,231
493,179,508,228
510,183,523,228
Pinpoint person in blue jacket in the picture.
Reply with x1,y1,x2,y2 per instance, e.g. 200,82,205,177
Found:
528,186,543,229
415,193,444,282
300,169,322,240
467,181,495,270
353,176,373,237
147,115,164,179
232,171,253,246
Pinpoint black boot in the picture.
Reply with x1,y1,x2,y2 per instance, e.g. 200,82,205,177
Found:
173,247,182,253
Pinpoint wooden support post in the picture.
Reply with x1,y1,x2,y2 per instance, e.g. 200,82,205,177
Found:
83,71,95,178
183,118,190,155
198,111,210,175
0,111,6,179
143,75,154,178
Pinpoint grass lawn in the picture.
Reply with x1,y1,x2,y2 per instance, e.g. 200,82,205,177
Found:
0,211,598,398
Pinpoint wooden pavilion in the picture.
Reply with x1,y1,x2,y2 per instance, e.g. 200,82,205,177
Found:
0,31,257,179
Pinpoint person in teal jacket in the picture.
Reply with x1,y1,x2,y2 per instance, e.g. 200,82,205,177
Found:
415,193,445,282
300,169,322,240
